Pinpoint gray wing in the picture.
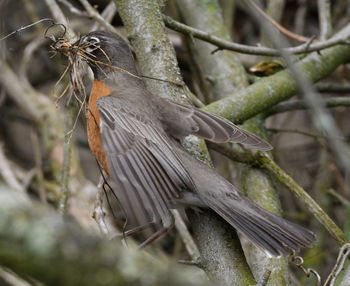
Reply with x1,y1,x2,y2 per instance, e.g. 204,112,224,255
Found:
164,100,272,151
97,96,195,229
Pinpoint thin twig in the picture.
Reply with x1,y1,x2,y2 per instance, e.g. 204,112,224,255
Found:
290,252,321,285
318,0,332,40
163,15,350,56
324,243,350,286
329,162,348,199
78,0,116,32
0,144,26,194
294,0,307,35
57,0,87,16
0,268,31,286
171,210,201,261
316,82,350,93
246,0,308,42
257,152,347,245
44,0,75,38
30,128,47,203
92,1,117,31
0,18,55,41
258,0,286,54
58,0,118,35
58,103,74,213
267,127,325,139
328,189,350,207
264,97,350,117
44,0,76,213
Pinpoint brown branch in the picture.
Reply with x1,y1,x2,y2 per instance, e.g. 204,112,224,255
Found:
246,0,309,42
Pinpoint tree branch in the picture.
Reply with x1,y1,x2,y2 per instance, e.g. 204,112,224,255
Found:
202,22,350,124
78,0,117,32
247,0,308,42
0,144,26,195
0,188,208,286
318,0,332,40
263,96,350,117
163,15,350,56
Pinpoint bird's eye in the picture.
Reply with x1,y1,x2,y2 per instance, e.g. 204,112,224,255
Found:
84,36,100,53
88,36,100,44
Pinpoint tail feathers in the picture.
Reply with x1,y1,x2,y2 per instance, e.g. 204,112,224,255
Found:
204,196,315,256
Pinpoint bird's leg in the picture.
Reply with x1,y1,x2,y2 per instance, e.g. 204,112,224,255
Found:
124,222,155,237
109,221,156,240
137,217,175,249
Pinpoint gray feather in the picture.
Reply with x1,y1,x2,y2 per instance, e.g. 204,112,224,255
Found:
98,96,194,229
162,100,273,151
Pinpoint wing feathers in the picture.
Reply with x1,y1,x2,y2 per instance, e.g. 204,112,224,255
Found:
136,144,180,199
126,150,168,217
97,97,193,229
168,101,273,151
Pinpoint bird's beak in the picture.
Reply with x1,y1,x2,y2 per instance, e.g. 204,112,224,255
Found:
52,38,83,56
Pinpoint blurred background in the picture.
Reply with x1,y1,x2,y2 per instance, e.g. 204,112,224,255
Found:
1,0,350,285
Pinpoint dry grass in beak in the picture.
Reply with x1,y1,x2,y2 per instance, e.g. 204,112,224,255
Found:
50,37,89,141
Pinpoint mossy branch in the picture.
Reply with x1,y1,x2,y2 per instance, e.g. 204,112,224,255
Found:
0,188,208,286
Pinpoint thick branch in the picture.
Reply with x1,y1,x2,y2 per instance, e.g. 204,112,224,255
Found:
238,119,290,285
176,0,258,282
0,189,207,286
0,62,64,180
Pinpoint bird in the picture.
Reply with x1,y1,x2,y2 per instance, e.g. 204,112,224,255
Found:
68,30,315,256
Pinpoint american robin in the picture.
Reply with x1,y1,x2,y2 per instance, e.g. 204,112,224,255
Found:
72,30,315,255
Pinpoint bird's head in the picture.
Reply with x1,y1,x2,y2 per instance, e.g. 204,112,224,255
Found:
76,30,138,80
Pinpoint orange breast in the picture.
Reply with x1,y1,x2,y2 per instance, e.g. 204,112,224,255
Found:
87,80,111,173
